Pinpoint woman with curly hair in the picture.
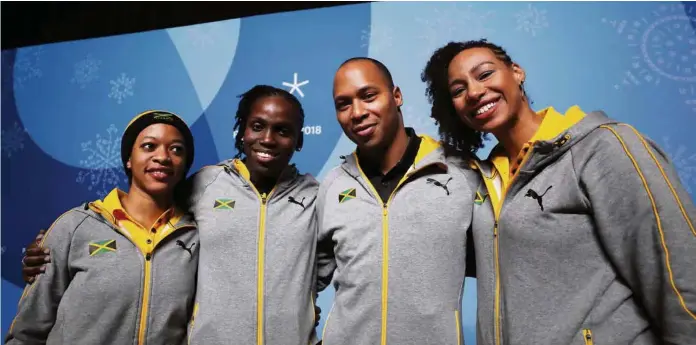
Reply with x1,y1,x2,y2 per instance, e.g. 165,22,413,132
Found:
421,39,696,345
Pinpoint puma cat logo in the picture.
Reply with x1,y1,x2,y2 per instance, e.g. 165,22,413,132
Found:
288,196,306,210
427,177,453,196
176,240,196,256
525,186,553,211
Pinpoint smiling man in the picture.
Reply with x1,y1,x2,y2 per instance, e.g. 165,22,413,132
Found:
315,58,479,345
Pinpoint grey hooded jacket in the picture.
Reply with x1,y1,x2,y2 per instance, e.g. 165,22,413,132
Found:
316,135,479,345
471,110,696,345
5,201,198,345
184,159,319,345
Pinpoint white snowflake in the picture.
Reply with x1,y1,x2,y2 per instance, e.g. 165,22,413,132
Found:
662,136,696,194
602,3,696,89
402,105,439,139
361,25,394,56
108,72,135,104
515,4,549,37
13,46,44,89
1,121,27,158
186,23,219,48
76,124,128,198
679,84,696,112
71,54,101,89
415,3,495,60
1,246,6,255
282,73,309,98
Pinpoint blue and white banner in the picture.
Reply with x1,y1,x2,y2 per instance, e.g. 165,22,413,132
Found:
3,2,695,342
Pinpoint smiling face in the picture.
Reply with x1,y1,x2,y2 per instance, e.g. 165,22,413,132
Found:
333,60,403,152
242,95,302,181
127,123,188,197
447,47,526,134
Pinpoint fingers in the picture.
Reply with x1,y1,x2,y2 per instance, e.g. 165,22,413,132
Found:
22,266,45,284
23,247,50,266
23,255,49,267
36,229,47,242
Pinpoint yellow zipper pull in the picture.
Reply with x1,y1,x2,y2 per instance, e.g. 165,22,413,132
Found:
583,329,593,345
261,193,268,205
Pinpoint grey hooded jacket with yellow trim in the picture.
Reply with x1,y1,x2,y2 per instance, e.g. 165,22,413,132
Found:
183,159,319,345
470,111,696,345
316,135,479,345
5,202,198,345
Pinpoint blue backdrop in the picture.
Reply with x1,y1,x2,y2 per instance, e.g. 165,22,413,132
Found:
3,2,696,342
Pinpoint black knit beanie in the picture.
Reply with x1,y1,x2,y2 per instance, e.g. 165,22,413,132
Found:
121,110,195,178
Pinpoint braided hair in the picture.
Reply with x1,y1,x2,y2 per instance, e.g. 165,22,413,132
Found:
233,85,305,158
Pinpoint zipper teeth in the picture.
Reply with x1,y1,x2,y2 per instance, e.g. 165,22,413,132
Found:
257,196,267,345
455,310,462,345
138,255,152,345
493,222,501,345
491,146,535,345
352,154,431,345
381,206,388,345
188,303,199,345
247,182,276,345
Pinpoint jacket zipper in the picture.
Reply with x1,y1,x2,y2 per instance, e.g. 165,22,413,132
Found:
256,192,272,345
137,224,196,345
248,185,277,345
487,147,536,345
225,163,278,345
455,310,462,345
582,329,593,345
188,303,199,345
354,158,435,345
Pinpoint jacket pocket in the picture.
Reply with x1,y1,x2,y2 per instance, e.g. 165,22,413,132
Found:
454,310,462,345
582,329,593,345
188,302,199,345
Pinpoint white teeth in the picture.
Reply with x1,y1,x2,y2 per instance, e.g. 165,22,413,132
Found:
257,152,272,159
476,101,497,115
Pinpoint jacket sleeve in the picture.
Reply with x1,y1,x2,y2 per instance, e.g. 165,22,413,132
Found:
5,211,82,345
575,124,696,344
315,178,337,293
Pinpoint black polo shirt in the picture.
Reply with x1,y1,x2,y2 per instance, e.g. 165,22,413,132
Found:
356,128,422,203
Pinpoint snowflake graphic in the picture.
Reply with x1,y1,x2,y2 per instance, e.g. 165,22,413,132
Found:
71,54,101,89
402,105,439,139
186,22,225,48
515,4,549,37
662,136,696,194
1,122,27,158
13,46,44,89
679,84,696,112
76,124,128,198
1,246,6,255
602,3,696,89
108,72,135,104
361,24,394,56
415,3,495,60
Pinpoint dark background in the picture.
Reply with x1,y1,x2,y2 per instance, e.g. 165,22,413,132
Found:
2,1,368,50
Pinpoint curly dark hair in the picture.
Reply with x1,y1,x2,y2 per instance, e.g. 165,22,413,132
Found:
421,39,519,158
233,85,305,158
